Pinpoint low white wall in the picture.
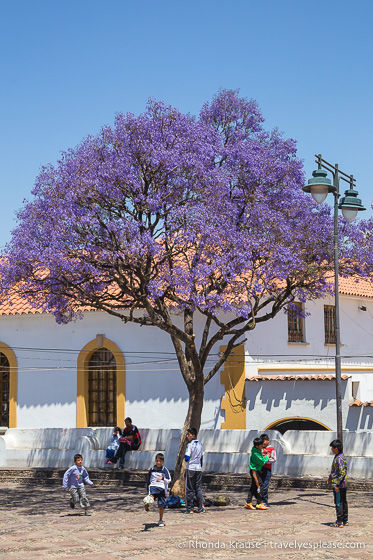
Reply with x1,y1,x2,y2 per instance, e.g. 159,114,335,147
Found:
284,430,373,456
0,428,181,470
1,428,373,479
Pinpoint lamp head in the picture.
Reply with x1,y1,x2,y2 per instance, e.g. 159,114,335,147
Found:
339,188,366,222
303,169,336,204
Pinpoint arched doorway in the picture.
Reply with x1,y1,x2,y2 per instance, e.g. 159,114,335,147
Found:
77,338,125,428
265,417,330,434
88,348,116,427
0,352,10,427
0,343,17,428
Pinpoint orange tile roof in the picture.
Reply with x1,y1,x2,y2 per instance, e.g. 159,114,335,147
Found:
0,274,372,317
338,276,373,299
349,399,373,407
246,373,351,381
0,292,42,316
0,289,93,316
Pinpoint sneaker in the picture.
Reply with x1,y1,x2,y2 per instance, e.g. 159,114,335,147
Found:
197,508,206,513
256,503,268,510
69,501,75,509
331,522,343,528
144,503,150,512
182,510,194,514
244,503,255,510
343,521,349,526
84,510,91,516
105,460,112,465
158,520,165,527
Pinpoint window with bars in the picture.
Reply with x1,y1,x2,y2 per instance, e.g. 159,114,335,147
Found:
324,305,336,344
287,302,304,343
88,348,116,427
0,352,10,427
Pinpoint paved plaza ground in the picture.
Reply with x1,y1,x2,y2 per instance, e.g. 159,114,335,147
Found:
0,483,371,560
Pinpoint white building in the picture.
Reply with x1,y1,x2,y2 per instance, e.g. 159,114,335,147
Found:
0,276,372,474
0,276,372,433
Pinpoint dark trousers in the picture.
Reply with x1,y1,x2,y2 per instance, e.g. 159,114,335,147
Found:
185,470,203,512
260,467,272,505
113,442,137,466
247,469,264,505
334,488,348,524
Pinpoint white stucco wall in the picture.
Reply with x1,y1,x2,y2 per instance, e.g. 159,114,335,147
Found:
245,379,350,432
0,291,372,431
244,294,373,380
0,310,226,429
242,294,373,432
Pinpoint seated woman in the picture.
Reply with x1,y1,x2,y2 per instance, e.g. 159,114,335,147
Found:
105,427,122,465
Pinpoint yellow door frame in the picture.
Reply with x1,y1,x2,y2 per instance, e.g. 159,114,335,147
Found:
0,342,17,428
77,337,125,428
265,416,331,431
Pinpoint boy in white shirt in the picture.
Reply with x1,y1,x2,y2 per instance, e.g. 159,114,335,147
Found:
145,453,171,527
184,428,204,514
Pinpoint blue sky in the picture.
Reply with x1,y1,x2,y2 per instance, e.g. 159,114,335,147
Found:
0,0,372,248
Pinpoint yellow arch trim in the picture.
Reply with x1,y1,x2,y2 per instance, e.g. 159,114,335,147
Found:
0,342,17,428
264,416,331,431
77,338,125,428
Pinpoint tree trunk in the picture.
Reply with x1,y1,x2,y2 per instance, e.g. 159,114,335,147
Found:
171,374,204,496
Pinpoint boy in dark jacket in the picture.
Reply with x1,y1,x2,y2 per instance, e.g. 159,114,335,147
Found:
145,453,171,527
244,437,269,510
328,439,348,527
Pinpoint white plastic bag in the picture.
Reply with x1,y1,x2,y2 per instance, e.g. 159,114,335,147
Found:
143,495,154,505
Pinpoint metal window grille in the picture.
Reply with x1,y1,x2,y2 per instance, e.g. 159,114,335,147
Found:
324,305,336,344
0,352,10,427
88,348,116,427
287,303,304,342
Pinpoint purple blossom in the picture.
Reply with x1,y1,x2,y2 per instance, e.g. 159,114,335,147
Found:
2,90,373,479
2,91,373,327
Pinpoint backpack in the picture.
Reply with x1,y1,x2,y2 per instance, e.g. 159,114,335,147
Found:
167,495,183,508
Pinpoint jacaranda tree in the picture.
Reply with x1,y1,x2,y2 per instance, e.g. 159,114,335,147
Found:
1,90,372,489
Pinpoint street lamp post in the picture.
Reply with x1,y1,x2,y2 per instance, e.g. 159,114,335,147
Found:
303,154,365,443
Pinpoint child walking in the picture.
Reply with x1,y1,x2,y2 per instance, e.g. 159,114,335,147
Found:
327,439,348,527
145,453,171,527
63,453,94,516
184,427,204,514
245,437,269,510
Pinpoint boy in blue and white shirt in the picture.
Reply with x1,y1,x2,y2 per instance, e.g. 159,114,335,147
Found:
62,454,93,515
184,428,204,514
145,453,171,527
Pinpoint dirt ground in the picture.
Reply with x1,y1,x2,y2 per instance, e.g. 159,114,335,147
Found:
0,484,371,559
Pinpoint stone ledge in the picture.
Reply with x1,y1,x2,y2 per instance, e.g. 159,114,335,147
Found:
0,468,372,492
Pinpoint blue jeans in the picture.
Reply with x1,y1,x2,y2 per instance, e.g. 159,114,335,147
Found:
261,467,272,505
